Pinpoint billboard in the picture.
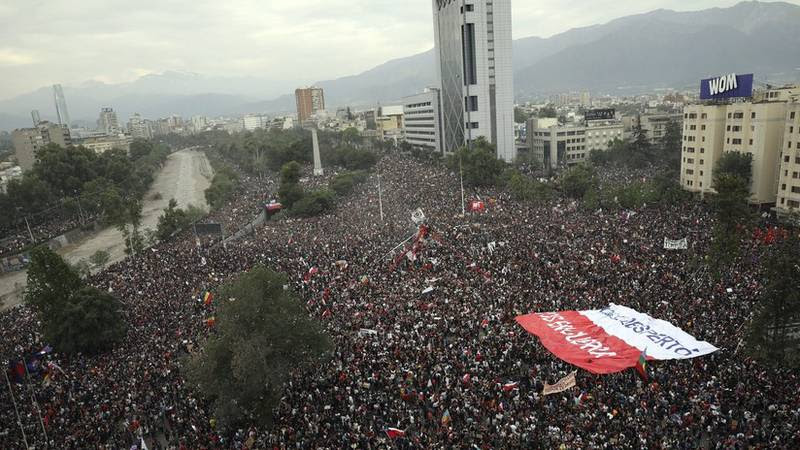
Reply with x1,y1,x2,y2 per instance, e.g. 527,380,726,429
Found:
194,223,223,235
585,109,615,121
700,73,753,100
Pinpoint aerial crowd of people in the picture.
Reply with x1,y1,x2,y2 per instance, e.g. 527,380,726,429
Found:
1,150,798,449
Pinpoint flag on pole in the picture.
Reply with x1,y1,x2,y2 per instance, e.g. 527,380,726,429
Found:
385,428,406,439
441,409,451,426
140,437,149,450
502,381,520,392
203,292,213,305
635,348,648,380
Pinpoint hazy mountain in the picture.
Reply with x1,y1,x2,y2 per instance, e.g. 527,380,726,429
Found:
1,1,798,131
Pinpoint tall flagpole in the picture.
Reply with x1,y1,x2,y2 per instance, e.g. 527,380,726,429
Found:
23,361,48,444
4,368,30,449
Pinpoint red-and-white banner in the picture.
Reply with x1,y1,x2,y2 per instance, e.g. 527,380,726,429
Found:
515,304,719,374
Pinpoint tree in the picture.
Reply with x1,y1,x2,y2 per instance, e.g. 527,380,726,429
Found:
25,246,83,318
205,167,240,210
708,156,755,274
507,170,553,202
156,198,190,241
89,250,111,269
514,107,530,124
716,152,753,186
278,162,304,209
48,286,126,355
183,266,332,428
747,233,800,367
129,139,155,160
659,119,682,171
291,189,335,218
448,138,505,187
560,165,597,199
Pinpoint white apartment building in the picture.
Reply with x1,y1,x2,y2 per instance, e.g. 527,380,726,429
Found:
403,88,443,153
528,118,623,169
98,107,121,135
242,115,267,131
680,85,799,206
127,113,153,139
776,103,800,216
432,0,515,162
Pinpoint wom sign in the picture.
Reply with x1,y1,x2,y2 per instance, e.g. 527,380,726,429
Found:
700,73,754,100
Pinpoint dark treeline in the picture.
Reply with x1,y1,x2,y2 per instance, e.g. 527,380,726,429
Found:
0,139,170,241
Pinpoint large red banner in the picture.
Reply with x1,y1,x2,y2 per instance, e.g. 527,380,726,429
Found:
516,304,719,374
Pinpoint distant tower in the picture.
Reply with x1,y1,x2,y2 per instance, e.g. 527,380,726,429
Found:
31,110,41,127
311,128,324,176
53,84,71,128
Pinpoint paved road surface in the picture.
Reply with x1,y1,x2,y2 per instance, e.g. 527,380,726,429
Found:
0,148,212,311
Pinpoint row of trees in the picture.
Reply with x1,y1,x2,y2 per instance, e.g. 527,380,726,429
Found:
589,120,682,172
0,139,170,236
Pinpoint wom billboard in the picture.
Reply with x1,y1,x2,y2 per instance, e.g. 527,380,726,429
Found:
700,73,753,100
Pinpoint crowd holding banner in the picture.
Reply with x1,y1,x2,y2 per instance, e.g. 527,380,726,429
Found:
1,153,799,448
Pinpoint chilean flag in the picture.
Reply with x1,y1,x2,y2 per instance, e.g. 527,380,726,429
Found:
385,428,406,439
515,304,718,374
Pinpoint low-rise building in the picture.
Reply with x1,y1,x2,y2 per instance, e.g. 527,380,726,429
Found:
527,117,623,169
79,135,133,154
0,165,23,193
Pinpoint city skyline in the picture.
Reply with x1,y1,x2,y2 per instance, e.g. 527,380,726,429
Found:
1,0,796,100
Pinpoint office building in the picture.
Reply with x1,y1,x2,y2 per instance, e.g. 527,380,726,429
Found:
403,88,443,153
79,135,133,154
680,85,799,205
296,87,325,124
432,0,515,161
53,84,71,128
98,107,121,135
127,113,153,139
11,121,72,171
528,118,623,169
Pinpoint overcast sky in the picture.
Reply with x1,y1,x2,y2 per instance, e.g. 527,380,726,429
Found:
0,0,796,99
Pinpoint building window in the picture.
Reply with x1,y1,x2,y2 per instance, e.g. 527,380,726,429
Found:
789,200,800,209
460,4,474,12
700,159,704,165
465,96,478,112
791,112,796,120
685,169,694,175
793,186,800,194
785,156,791,163
749,139,753,145
700,148,705,154
466,122,479,129
701,113,708,119
782,184,787,191
751,112,756,119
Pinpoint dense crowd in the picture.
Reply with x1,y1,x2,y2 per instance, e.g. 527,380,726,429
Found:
0,214,95,261
1,153,798,449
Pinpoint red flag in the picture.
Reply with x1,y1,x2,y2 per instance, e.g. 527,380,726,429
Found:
502,381,520,392
469,200,486,212
303,267,319,283
203,292,213,305
461,373,471,385
385,428,406,439
205,317,216,327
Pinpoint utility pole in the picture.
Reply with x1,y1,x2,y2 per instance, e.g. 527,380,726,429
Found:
4,369,30,449
378,173,384,222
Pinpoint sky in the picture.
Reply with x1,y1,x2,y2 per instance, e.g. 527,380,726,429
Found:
0,0,797,100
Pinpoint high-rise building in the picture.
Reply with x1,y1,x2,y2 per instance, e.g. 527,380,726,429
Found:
127,113,153,139
31,110,41,127
680,85,799,205
53,84,71,128
98,107,121,135
777,103,800,215
403,88,443,153
295,87,325,124
12,121,72,171
432,0,515,162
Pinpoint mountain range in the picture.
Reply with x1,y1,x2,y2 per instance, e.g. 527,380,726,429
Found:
1,1,799,132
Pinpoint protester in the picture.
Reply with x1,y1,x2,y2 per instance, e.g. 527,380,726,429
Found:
1,153,798,449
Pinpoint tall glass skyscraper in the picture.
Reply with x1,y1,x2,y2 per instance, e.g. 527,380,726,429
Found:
53,84,71,128
432,0,515,162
